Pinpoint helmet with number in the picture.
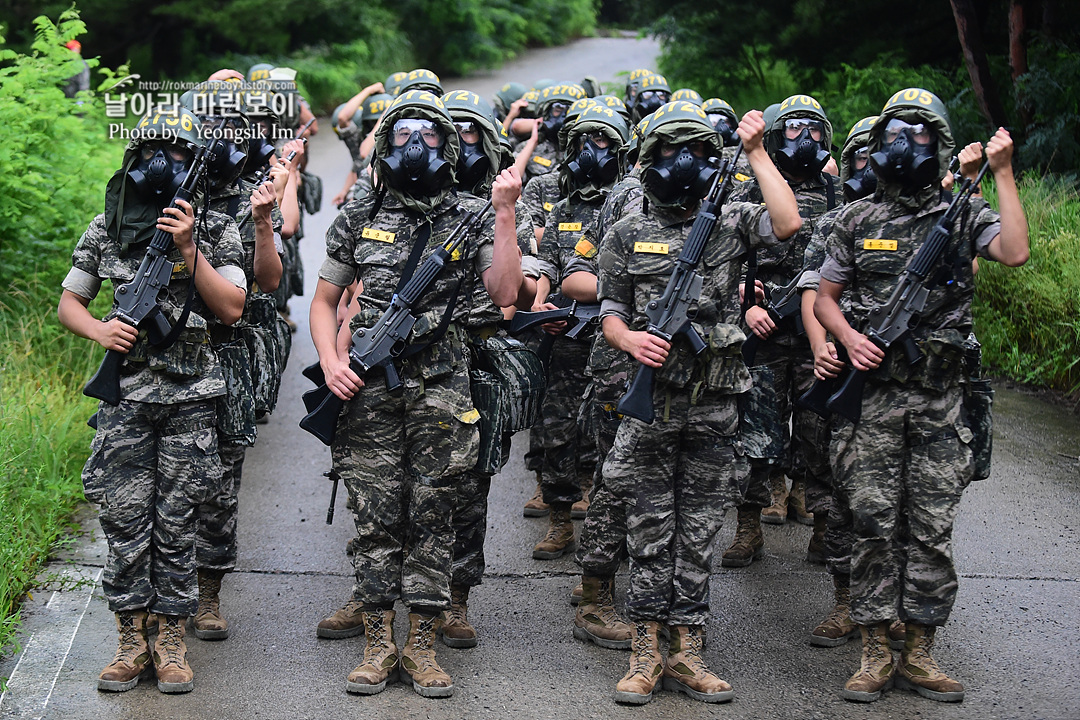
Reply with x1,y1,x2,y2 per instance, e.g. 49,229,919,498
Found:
630,74,671,124
869,88,954,192
398,68,443,96
246,63,275,83
537,82,588,142
384,71,410,97
443,90,503,195
580,76,602,98
492,81,527,121
766,94,833,178
841,116,878,201
702,97,738,147
497,123,514,170
517,89,541,120
624,68,654,105
179,81,251,189
671,88,703,106
265,67,302,131
556,98,599,151
105,107,206,247
361,93,394,135
373,90,459,213
626,112,654,167
639,101,721,209
331,103,361,135
593,94,630,124
561,102,631,200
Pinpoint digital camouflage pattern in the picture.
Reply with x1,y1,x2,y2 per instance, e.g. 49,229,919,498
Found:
521,170,562,233
523,137,560,185
83,399,224,615
64,211,244,405
338,121,366,175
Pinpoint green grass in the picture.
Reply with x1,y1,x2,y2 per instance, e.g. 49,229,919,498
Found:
974,175,1080,393
0,280,103,655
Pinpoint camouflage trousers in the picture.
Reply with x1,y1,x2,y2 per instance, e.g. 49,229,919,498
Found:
832,381,974,626
523,331,547,474
83,399,224,616
743,344,832,513
195,442,246,571
604,388,747,626
333,367,480,611
539,335,595,505
576,346,634,577
452,434,511,588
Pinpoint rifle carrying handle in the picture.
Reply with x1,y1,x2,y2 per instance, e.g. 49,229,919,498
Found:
83,348,125,406
617,364,657,424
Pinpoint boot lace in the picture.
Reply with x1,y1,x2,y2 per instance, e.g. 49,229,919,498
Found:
363,612,390,659
113,615,143,663
157,617,186,669
861,628,890,672
906,629,942,673
627,625,655,676
444,595,468,628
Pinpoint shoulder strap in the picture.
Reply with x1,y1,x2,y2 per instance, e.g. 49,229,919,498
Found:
824,173,837,211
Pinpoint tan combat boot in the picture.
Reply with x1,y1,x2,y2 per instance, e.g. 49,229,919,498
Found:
614,621,664,705
193,569,228,640
721,505,764,568
401,612,454,697
532,505,576,560
895,624,965,702
787,478,814,525
153,615,194,693
889,619,906,650
571,470,593,519
523,471,549,517
810,575,858,647
574,576,632,649
439,586,477,648
98,611,151,691
346,609,398,695
760,472,789,524
806,512,827,564
569,582,583,605
317,598,366,639
840,622,894,702
663,625,734,703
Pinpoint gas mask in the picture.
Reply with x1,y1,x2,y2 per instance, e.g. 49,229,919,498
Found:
632,90,668,122
128,142,192,202
382,118,452,196
244,119,277,173
775,117,830,177
205,120,247,188
643,142,716,206
454,120,491,192
707,113,738,147
540,102,569,142
843,146,877,201
567,132,619,186
870,118,939,191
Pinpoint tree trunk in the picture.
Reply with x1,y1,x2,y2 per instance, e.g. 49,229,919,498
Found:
949,0,1008,130
1009,0,1028,80
1042,0,1057,39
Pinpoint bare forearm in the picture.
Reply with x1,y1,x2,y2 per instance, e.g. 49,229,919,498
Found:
186,248,246,325
253,216,283,291
483,205,524,307
57,291,101,341
813,282,853,347
801,289,828,350
311,280,346,362
602,315,632,353
748,147,802,239
989,168,1029,266
280,177,300,238
561,271,598,302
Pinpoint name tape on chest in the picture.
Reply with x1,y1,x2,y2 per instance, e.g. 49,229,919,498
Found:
634,242,669,255
171,262,187,276
542,202,554,212
559,222,583,232
863,239,898,251
362,227,396,243
574,237,597,258
532,156,553,167
734,173,751,183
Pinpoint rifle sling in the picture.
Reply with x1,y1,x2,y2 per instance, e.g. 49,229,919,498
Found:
151,250,197,349
394,221,433,294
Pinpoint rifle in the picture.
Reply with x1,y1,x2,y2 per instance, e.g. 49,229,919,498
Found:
299,200,493,445
616,143,744,424
83,119,225,406
741,272,806,365
236,120,314,230
806,160,990,424
508,299,601,341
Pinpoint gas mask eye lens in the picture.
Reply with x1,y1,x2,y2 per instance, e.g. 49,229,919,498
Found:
391,118,444,148
883,119,936,146
547,102,568,119
168,146,192,163
454,121,481,145
853,146,870,169
783,118,824,142
582,131,610,149
658,142,680,158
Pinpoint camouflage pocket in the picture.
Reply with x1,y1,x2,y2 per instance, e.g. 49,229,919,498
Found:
189,426,226,504
81,425,108,506
242,295,289,414
703,323,751,394
963,378,994,481
214,339,257,446
739,365,784,460
470,368,507,475
918,336,963,395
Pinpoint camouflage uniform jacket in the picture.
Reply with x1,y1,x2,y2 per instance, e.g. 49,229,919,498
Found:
538,196,604,287
522,137,560,184
338,121,366,173
820,188,1002,385
598,200,780,392
731,172,842,348
521,171,562,234
320,191,496,379
63,211,245,404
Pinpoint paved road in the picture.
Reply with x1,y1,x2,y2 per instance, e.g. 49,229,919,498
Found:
3,33,1080,720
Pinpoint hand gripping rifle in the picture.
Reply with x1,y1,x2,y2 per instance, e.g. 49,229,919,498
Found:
800,160,990,423
299,201,493,445
235,117,316,230
83,119,226,406
508,298,602,340
741,271,806,365
616,143,744,424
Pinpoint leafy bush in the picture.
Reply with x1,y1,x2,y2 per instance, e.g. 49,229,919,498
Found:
1015,39,1080,176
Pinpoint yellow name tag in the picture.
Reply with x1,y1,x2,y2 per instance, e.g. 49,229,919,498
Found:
574,237,597,258
634,242,669,255
458,408,481,424
864,239,898,251
542,202,554,212
171,262,185,275
559,222,582,232
734,173,751,182
533,156,552,167
362,227,396,243
450,247,462,261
